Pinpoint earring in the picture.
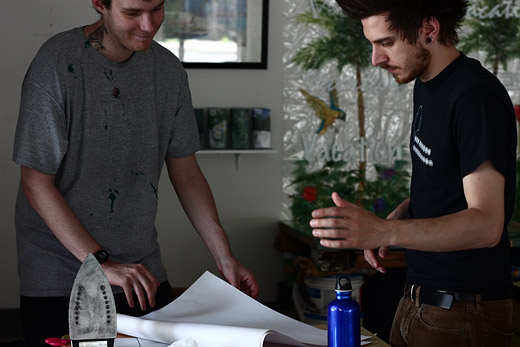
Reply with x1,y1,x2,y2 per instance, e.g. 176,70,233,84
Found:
426,37,433,44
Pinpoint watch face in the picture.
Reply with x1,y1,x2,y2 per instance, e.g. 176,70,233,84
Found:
95,250,109,264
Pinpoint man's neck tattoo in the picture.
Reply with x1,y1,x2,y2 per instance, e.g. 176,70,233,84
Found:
88,24,107,51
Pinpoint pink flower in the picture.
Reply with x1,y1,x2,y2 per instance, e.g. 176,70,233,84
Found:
302,187,318,202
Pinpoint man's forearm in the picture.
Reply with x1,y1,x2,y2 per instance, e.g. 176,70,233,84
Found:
386,207,503,252
167,156,235,266
175,175,235,266
21,166,102,262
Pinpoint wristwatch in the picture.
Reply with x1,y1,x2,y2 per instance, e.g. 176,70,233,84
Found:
93,249,110,264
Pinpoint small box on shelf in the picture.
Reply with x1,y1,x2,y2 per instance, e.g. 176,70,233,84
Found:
230,108,253,149
207,108,229,149
195,107,272,151
252,107,271,149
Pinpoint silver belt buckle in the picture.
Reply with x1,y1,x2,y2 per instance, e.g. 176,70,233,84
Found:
410,284,416,302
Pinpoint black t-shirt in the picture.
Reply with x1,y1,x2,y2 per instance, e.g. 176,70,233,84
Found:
406,53,517,294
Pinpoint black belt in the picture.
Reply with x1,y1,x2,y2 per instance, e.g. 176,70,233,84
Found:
404,283,510,309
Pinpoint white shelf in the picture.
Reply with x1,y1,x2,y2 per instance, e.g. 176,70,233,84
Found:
196,149,278,169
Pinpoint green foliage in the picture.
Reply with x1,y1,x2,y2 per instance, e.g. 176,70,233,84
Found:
288,2,409,233
289,160,410,234
459,0,520,74
292,0,372,72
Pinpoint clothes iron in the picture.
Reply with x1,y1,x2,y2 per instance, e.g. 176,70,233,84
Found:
68,253,117,347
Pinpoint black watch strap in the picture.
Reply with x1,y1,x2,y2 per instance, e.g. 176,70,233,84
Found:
93,249,110,264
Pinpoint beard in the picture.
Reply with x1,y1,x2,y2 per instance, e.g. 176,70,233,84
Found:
382,45,432,84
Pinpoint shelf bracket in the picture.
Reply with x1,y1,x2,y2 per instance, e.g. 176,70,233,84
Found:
234,153,241,170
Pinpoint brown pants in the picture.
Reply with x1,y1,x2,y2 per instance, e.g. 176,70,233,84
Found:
390,295,512,347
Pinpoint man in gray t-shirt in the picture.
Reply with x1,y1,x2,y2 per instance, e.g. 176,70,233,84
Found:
12,0,258,344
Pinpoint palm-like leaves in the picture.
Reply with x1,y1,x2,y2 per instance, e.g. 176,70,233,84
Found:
292,8,372,71
292,0,372,179
459,0,520,75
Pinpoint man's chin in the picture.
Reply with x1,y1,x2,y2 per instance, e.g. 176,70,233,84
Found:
130,41,153,52
383,68,412,84
393,73,414,85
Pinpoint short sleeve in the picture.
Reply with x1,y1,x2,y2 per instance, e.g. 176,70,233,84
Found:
12,77,68,174
453,87,515,178
165,70,201,158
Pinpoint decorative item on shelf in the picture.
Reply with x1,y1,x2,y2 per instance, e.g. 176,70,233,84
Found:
230,108,253,149
289,159,410,235
252,107,271,149
194,108,207,149
196,107,271,151
207,108,229,149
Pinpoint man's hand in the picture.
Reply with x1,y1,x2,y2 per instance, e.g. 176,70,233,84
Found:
364,248,388,274
311,192,388,273
101,261,160,311
364,198,410,273
218,256,259,298
310,192,389,250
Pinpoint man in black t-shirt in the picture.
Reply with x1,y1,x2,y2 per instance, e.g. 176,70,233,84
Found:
310,1,517,346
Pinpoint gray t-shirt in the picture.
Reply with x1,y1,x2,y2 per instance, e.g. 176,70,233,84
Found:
13,27,201,296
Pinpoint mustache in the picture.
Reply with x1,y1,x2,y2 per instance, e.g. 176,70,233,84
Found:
380,64,398,70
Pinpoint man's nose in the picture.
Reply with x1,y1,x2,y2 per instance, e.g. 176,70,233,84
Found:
372,47,388,66
139,14,154,32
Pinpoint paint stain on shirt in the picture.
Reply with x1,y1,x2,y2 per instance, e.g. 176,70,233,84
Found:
150,183,158,200
112,87,120,99
68,64,75,73
103,110,109,130
108,188,119,213
104,69,114,80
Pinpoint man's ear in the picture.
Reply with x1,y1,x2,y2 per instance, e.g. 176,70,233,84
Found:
422,16,440,44
92,0,107,14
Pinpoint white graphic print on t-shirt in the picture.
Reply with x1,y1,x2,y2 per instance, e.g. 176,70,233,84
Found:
412,105,434,167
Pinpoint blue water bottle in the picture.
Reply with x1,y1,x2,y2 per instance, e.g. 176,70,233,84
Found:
328,275,360,347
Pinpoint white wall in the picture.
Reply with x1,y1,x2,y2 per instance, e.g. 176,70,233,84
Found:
0,0,284,308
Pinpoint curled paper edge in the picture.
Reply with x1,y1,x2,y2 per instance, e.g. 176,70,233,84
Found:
168,337,198,347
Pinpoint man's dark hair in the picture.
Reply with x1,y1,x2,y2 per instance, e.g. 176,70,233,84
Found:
335,0,469,45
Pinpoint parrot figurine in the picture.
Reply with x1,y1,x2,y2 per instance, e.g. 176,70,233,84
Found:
300,83,346,135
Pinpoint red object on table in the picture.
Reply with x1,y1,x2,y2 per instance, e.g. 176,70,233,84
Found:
514,104,520,122
45,337,71,346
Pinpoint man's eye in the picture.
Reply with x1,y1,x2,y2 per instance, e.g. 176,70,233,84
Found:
382,41,393,47
125,11,139,16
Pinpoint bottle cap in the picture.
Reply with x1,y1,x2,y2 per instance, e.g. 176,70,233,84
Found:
335,275,352,292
